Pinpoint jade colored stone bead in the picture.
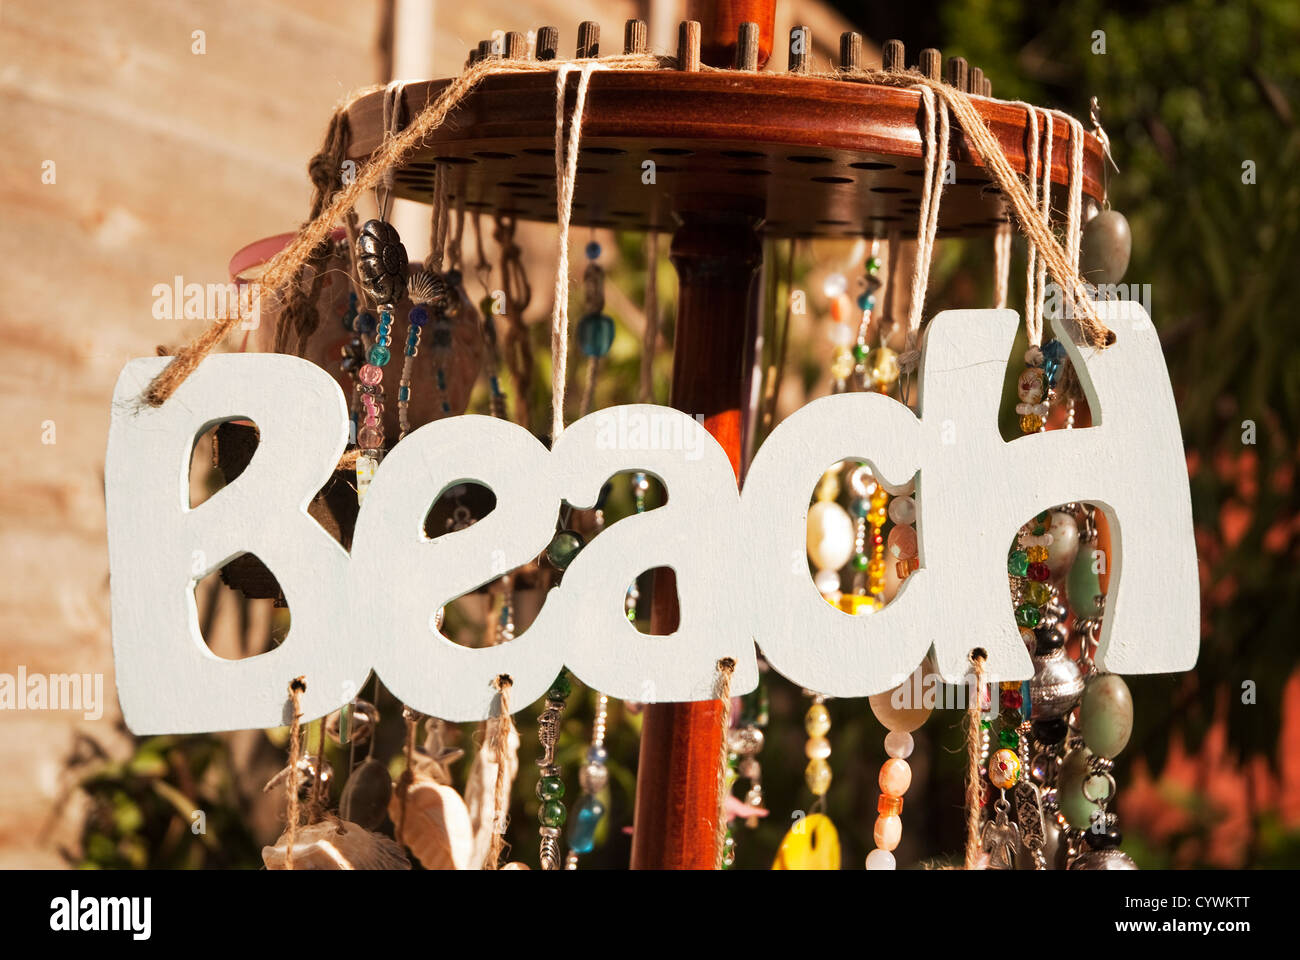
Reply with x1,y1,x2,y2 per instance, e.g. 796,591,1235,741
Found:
547,672,572,701
546,530,584,571
1007,549,1029,577
1058,747,1106,830
1015,603,1041,628
1080,209,1132,285
536,775,565,801
1080,674,1133,758
538,800,567,828
1067,548,1104,616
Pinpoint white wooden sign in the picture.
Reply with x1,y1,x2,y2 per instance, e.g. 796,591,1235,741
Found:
106,304,1197,733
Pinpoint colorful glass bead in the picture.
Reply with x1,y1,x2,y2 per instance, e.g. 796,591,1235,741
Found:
888,496,916,525
1025,581,1053,606
408,304,429,327
1007,550,1029,576
804,702,831,737
1026,544,1048,563
1027,561,1051,581
536,775,565,801
1015,603,1041,628
1020,413,1043,433
1017,367,1045,403
866,347,900,385
805,757,832,796
837,593,878,615
546,672,572,702
357,425,383,450
546,530,584,570
1041,339,1067,384
830,352,856,380
877,794,903,816
538,800,566,828
358,363,383,386
577,312,615,357
988,748,1021,789
368,344,391,367
585,241,601,260
567,795,605,854
356,312,377,335
998,728,1020,749
887,524,918,560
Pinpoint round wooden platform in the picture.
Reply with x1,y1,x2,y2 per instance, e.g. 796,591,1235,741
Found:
345,69,1106,239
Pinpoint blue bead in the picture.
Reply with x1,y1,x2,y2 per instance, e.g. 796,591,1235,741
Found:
436,369,446,390
857,292,877,311
398,386,410,402
566,795,605,854
407,327,420,344
368,345,391,366
1042,339,1067,385
578,312,615,357
356,312,377,334
409,304,429,327
586,744,608,764
585,241,601,260
404,345,416,357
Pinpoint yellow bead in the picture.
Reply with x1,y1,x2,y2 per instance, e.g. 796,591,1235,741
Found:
805,735,832,760
1020,413,1043,433
868,558,886,580
870,488,889,510
868,506,888,527
805,757,832,796
866,347,900,385
831,352,855,380
1026,545,1048,563
772,813,841,870
988,748,1021,789
837,593,878,615
804,702,831,737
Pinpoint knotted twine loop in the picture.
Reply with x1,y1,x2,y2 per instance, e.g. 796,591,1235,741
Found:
713,657,737,870
484,673,515,869
898,85,949,379
141,56,1110,410
550,60,603,442
284,676,307,870
963,654,987,869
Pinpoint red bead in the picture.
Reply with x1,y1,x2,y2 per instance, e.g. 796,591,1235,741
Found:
1027,562,1050,581
1000,690,1023,709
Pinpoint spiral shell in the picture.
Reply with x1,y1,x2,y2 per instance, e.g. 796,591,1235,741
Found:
390,777,474,870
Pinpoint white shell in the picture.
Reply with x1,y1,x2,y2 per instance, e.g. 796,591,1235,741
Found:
262,819,411,870
391,777,474,870
806,500,855,572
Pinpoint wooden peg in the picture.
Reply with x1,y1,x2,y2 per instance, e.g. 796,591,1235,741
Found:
467,47,479,66
477,40,493,61
969,66,984,95
882,38,905,72
946,55,968,91
839,32,863,74
502,31,526,60
788,25,811,74
678,20,701,71
624,18,648,55
536,26,559,61
736,21,759,71
918,48,942,80
982,76,993,97
577,20,599,59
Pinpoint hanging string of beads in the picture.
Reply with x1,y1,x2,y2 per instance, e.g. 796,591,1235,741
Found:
565,689,609,869
535,670,572,870
577,238,616,389
846,463,889,612
866,668,932,870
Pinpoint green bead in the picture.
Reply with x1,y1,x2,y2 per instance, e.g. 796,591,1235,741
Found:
852,553,869,571
546,530,584,570
536,775,565,801
538,800,567,828
866,256,882,273
980,719,992,730
852,343,869,362
998,728,1020,749
1007,550,1029,576
1015,603,1041,628
1067,549,1104,617
1079,674,1133,758
547,671,571,701
1058,747,1105,830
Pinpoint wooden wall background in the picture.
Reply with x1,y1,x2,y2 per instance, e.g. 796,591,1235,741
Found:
0,0,850,867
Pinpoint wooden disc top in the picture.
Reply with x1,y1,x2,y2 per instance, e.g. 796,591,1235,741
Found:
346,69,1105,239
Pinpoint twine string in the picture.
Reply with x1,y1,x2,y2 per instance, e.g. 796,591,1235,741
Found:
712,657,737,870
484,674,514,869
141,57,1109,410
284,676,307,870
550,60,603,442
963,654,987,869
639,231,659,403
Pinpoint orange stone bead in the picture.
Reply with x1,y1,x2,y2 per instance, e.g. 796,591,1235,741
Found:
877,794,903,816
878,758,912,797
874,814,902,851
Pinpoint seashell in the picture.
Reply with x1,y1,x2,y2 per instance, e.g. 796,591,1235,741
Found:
502,862,530,870
339,758,393,831
262,819,411,870
389,777,474,870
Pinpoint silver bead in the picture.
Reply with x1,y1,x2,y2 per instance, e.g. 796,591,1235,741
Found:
728,725,765,756
1031,646,1085,718
1069,847,1138,870
356,219,409,305
578,761,609,794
